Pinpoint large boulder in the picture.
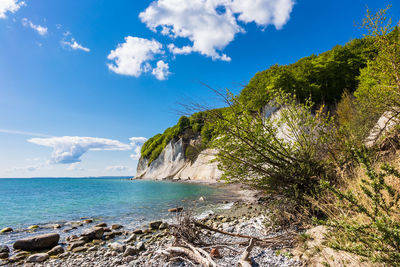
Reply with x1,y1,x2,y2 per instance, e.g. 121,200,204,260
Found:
26,253,49,263
13,233,59,251
81,227,104,240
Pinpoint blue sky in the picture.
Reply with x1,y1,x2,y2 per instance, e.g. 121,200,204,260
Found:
0,0,398,178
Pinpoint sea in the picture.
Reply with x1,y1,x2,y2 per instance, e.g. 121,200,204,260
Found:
0,177,234,247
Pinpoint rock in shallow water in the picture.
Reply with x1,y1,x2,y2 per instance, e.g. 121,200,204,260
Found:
81,227,104,240
13,233,59,251
26,253,49,263
0,227,13,234
111,224,122,230
0,245,9,254
149,221,162,230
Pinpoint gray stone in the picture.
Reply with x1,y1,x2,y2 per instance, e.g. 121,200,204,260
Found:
0,245,9,253
95,222,107,228
159,222,168,230
13,233,59,251
0,252,8,259
124,234,136,243
132,229,143,235
26,253,49,263
136,241,145,251
123,246,138,257
109,242,125,253
67,240,86,251
72,247,87,253
0,227,12,234
81,227,104,240
111,224,123,230
47,245,64,256
149,221,162,230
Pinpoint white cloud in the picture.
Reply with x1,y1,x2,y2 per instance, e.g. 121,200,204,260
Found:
28,136,132,164
129,137,147,160
139,0,294,60
139,0,239,61
0,0,25,19
230,0,294,29
152,60,170,80
107,36,164,77
22,18,48,36
106,165,133,172
62,37,90,52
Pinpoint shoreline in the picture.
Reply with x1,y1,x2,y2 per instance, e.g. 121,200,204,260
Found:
0,180,301,267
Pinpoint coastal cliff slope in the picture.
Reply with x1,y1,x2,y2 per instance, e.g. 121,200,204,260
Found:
135,137,222,181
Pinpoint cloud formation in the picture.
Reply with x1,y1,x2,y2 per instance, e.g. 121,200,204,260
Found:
62,38,90,52
0,0,25,19
22,18,48,36
139,0,294,61
107,36,164,78
28,136,131,164
152,60,170,80
129,137,147,160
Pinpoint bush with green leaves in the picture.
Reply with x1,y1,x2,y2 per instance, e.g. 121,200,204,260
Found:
320,151,400,265
209,90,336,204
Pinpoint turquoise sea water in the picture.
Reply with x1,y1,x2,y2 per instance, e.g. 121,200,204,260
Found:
0,178,231,246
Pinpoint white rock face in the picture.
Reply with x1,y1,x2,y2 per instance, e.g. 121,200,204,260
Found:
135,138,222,181
365,111,399,147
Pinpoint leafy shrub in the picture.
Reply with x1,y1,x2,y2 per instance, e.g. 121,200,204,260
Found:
209,90,337,204
321,151,400,265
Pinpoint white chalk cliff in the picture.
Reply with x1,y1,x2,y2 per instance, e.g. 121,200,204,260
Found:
135,138,222,181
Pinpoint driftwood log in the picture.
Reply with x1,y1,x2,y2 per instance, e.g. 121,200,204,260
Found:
238,238,255,267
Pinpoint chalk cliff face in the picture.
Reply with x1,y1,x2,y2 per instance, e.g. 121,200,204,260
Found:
135,104,282,181
135,137,222,181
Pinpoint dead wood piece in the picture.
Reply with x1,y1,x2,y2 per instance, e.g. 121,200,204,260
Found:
238,238,255,267
158,246,217,267
183,240,219,267
194,221,295,246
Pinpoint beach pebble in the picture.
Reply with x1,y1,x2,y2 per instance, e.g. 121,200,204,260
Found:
83,219,93,224
149,221,162,230
48,245,64,256
124,234,137,243
13,233,60,251
199,196,205,201
95,222,107,228
72,247,87,253
136,241,145,252
111,224,123,230
26,253,49,263
0,245,9,254
0,252,8,259
159,222,168,230
109,242,125,253
123,246,138,257
132,229,143,235
81,227,104,240
67,240,86,251
28,225,39,230
0,227,13,234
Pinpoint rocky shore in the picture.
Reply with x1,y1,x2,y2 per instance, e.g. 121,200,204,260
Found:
0,197,302,267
